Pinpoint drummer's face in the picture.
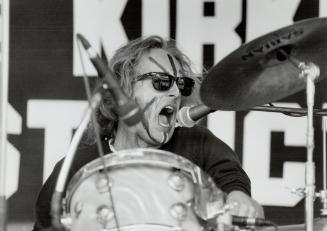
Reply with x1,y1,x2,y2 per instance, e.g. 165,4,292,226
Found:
132,48,182,146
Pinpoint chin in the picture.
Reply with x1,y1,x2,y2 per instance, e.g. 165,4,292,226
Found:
141,116,176,146
151,127,175,145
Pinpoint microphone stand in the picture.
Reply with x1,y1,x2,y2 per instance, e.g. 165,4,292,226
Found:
251,106,327,117
0,0,10,230
51,93,101,229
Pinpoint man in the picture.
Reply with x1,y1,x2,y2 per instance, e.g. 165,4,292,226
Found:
33,36,263,230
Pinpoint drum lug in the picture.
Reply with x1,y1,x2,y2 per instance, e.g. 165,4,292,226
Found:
60,214,73,230
168,171,186,192
95,173,112,193
96,204,114,228
73,201,83,219
170,202,188,222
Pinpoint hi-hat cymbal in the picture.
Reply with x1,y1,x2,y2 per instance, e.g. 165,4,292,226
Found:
200,17,327,111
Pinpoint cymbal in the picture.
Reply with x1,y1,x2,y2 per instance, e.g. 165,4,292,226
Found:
200,17,327,111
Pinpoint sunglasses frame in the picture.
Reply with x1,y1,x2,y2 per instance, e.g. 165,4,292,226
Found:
135,72,195,96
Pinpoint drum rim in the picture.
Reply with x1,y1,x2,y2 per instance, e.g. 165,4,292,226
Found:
64,148,206,207
73,222,187,231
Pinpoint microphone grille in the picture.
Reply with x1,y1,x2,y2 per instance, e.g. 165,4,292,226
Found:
177,106,195,128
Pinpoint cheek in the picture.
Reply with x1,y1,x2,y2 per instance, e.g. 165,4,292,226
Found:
132,81,155,106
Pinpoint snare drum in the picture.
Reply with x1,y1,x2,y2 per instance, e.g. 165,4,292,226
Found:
62,148,224,231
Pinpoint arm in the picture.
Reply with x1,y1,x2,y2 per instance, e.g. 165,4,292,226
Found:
200,126,250,195
199,126,264,218
226,190,264,218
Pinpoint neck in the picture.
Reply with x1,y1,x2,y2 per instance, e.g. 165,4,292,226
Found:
113,122,159,151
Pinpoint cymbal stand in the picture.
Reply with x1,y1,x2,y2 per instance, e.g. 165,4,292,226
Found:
304,62,318,231
316,117,327,216
294,59,319,231
277,45,320,231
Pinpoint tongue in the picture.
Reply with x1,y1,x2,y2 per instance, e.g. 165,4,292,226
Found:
159,114,169,126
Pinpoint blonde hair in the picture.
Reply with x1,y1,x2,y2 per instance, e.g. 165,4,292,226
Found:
86,35,198,143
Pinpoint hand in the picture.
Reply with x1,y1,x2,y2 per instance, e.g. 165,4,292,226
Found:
226,190,264,218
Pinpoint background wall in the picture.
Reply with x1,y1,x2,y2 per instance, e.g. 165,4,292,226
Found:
6,0,327,228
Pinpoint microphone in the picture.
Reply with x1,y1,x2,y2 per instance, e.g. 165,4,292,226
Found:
177,104,215,127
232,215,274,227
76,33,142,126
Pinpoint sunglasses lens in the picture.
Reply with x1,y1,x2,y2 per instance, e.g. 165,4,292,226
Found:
177,77,195,96
152,74,173,91
145,73,194,96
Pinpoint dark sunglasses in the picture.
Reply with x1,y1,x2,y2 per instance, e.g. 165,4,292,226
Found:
135,72,195,96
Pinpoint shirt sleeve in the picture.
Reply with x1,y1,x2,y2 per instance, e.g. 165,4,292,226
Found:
164,126,251,196
199,126,251,196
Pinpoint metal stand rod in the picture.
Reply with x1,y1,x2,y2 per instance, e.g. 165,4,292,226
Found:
301,62,319,231
280,45,320,231
319,117,327,216
250,106,327,117
0,196,6,231
323,118,326,192
51,94,100,229
0,0,10,230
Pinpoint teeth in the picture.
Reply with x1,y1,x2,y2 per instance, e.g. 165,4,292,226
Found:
166,105,173,111
164,105,174,115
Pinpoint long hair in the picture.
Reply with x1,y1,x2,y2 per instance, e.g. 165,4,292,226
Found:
85,35,196,144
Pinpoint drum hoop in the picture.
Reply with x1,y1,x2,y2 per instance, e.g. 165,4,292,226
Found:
99,223,184,231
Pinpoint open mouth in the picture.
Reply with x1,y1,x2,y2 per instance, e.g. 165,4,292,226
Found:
158,105,175,128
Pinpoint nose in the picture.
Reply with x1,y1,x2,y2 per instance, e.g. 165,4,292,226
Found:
168,80,181,98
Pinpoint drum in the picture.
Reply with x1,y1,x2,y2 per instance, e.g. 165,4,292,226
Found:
61,148,225,231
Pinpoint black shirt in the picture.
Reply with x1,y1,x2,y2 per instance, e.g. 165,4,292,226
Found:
33,125,251,230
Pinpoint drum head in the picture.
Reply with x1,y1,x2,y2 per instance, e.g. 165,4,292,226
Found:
63,148,224,231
